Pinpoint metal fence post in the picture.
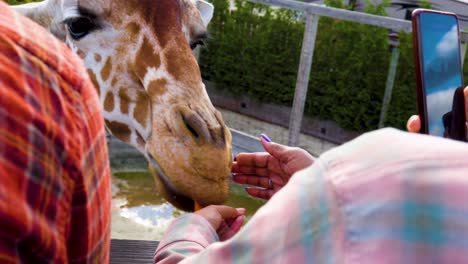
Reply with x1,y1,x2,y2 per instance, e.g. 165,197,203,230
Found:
288,11,319,147
378,34,400,128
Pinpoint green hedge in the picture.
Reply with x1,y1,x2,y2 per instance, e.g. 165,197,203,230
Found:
200,0,468,132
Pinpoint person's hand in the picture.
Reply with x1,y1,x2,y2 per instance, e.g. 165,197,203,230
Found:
231,134,315,200
407,86,468,133
194,205,245,241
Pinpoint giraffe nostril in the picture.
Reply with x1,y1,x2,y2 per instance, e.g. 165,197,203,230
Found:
178,107,227,147
184,120,200,139
181,111,208,142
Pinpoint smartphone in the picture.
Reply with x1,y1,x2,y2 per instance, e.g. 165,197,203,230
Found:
412,9,464,137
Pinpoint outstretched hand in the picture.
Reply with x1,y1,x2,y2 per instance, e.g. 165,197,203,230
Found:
194,205,245,241
407,86,468,136
231,134,315,200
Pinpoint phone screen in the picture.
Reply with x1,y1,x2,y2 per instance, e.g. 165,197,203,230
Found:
417,12,463,137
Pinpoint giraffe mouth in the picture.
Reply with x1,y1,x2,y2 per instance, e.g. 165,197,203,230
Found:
147,154,195,211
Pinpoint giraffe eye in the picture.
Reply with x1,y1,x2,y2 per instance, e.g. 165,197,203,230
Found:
190,39,205,50
65,17,96,40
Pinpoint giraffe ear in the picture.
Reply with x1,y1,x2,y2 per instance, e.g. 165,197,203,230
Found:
196,0,214,27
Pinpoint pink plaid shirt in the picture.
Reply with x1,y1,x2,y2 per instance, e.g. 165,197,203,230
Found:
155,128,468,263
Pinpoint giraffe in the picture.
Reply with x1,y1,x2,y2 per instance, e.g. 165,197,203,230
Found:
11,0,232,212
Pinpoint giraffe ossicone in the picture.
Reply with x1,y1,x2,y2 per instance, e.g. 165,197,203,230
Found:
12,0,232,212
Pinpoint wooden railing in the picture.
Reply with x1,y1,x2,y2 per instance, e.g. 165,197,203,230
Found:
110,239,159,264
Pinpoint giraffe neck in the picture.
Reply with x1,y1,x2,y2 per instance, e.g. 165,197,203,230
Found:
79,17,157,153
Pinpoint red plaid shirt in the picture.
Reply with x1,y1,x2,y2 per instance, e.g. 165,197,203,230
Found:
0,2,111,263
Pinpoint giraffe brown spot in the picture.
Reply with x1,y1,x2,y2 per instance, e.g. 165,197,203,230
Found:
105,120,132,143
111,77,118,88
164,37,200,86
101,57,112,82
87,69,100,95
147,79,168,98
134,92,150,129
150,0,180,48
133,37,161,79
119,88,131,114
118,0,180,48
77,49,86,59
104,92,115,112
126,22,141,40
94,53,102,62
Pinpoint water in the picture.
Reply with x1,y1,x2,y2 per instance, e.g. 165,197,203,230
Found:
111,171,265,240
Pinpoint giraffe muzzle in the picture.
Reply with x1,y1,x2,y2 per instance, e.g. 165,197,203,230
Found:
146,104,232,212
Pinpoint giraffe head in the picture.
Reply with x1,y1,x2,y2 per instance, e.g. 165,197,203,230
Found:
13,0,232,211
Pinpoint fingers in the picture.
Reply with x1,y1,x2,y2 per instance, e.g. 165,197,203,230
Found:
262,137,314,172
232,165,280,179
245,187,275,200
232,174,272,188
195,205,244,231
407,115,421,133
215,205,242,220
233,134,290,174
216,207,245,241
232,153,284,176
232,153,270,172
233,173,284,191
236,207,246,215
228,215,245,234
217,215,245,241
216,206,245,241
261,139,289,161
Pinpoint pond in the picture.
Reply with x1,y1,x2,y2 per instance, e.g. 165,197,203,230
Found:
111,170,265,240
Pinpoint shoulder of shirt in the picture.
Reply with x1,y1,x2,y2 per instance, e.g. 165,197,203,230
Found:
0,2,88,89
318,127,468,172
